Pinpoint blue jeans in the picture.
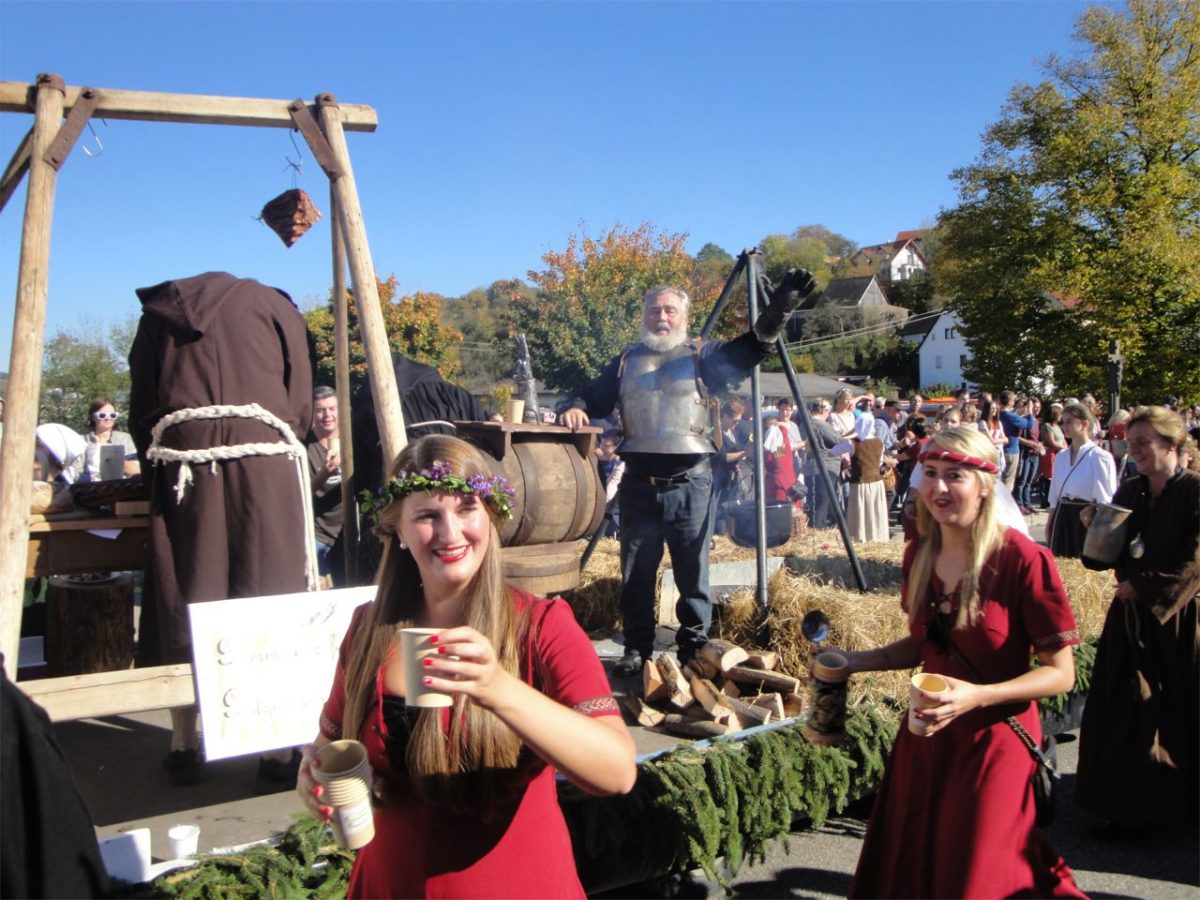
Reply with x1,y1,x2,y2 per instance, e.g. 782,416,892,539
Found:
1015,453,1039,509
618,462,715,660
315,540,334,577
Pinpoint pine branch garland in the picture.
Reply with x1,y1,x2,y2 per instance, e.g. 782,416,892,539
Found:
142,650,1089,896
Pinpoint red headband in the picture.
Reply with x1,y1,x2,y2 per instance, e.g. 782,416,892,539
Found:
917,446,1000,474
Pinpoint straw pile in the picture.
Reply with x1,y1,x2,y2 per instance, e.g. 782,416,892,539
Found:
571,527,1116,708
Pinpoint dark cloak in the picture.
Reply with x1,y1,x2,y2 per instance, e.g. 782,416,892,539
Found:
128,272,315,665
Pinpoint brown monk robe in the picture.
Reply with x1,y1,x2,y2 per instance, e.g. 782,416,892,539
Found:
129,272,314,782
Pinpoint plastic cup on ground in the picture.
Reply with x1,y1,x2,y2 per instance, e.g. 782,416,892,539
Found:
312,740,375,850
908,672,950,736
399,627,454,707
507,398,525,424
167,824,200,859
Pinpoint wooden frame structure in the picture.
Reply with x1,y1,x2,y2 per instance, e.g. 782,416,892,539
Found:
0,74,409,719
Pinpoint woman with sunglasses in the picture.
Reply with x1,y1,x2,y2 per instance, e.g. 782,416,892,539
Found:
82,397,139,481
833,427,1084,897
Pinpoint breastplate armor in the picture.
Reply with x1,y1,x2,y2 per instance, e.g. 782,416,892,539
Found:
618,342,714,455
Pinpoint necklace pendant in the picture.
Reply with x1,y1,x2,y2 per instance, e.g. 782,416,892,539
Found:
938,600,953,614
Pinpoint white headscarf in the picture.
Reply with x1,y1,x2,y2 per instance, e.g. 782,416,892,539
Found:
35,423,88,484
854,413,876,442
762,410,784,452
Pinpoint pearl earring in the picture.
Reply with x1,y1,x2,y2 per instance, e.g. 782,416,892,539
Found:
399,541,407,550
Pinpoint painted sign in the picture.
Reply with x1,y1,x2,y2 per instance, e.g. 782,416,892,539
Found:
188,586,374,760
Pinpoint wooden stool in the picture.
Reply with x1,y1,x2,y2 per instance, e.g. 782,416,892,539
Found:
46,573,135,676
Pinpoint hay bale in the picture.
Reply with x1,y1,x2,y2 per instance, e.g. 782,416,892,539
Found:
569,526,1114,706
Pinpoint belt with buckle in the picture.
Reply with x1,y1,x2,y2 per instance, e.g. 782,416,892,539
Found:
633,460,709,487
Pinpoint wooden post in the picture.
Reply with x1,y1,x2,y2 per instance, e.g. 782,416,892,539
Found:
0,73,65,679
330,199,358,586
311,93,407,470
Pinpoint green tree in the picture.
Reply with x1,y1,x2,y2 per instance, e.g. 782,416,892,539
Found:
304,274,463,391
695,242,734,265
938,0,1200,403
39,319,132,429
758,233,833,287
441,279,532,393
793,224,857,262
517,223,720,393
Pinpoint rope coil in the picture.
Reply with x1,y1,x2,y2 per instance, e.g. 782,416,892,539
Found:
146,403,319,591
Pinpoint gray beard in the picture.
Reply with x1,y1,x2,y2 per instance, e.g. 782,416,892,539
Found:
641,325,688,353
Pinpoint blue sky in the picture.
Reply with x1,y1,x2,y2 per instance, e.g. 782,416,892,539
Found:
1,0,1098,370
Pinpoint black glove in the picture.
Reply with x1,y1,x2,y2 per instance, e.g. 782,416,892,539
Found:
754,268,817,342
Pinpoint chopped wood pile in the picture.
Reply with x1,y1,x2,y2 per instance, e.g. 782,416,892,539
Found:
621,639,807,740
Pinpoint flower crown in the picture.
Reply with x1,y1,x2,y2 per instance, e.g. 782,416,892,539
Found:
359,459,517,525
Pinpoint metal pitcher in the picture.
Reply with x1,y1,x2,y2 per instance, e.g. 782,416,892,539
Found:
1082,502,1133,567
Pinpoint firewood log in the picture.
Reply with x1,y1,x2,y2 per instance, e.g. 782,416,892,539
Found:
750,692,786,721
684,702,732,724
720,679,741,699
717,694,772,728
683,656,720,681
689,676,726,718
698,639,749,674
745,650,778,670
655,654,694,710
727,665,801,694
660,714,732,739
642,659,668,703
619,694,666,728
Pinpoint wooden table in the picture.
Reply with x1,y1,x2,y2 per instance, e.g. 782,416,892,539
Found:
26,513,149,578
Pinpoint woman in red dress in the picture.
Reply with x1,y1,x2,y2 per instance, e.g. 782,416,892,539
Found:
296,435,636,897
828,426,1085,898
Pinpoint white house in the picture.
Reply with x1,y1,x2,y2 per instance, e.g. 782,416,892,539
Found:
915,309,973,391
846,237,926,282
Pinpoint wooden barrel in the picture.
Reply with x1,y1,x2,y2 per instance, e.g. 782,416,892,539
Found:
46,573,135,676
457,422,605,547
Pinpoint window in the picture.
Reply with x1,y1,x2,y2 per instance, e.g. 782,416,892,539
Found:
960,354,968,368
945,327,957,339
935,355,943,369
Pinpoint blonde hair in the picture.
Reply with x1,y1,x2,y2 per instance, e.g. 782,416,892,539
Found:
1128,405,1187,450
340,435,525,813
907,426,1006,629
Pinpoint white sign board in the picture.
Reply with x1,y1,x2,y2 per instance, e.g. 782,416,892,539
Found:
188,586,375,761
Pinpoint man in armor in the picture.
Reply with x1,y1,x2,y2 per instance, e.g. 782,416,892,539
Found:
561,273,815,675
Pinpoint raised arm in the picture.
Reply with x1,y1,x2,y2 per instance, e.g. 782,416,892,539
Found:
425,624,636,796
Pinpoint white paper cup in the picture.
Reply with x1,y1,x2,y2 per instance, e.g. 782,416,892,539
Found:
399,627,454,707
167,824,200,859
908,672,950,736
312,740,375,850
507,398,525,424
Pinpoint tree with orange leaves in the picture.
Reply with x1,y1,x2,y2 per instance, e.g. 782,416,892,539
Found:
516,223,727,393
304,274,463,390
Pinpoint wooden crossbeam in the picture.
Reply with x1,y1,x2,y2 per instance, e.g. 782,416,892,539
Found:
21,664,196,722
0,81,378,131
